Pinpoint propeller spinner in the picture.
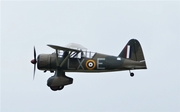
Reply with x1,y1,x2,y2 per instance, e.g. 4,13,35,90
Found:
31,46,37,79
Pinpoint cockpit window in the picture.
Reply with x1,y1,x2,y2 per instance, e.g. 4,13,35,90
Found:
58,50,95,59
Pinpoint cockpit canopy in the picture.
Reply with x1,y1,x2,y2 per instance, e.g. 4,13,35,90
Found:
66,43,87,50
57,43,95,59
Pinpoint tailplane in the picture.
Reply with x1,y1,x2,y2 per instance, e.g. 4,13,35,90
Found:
118,39,145,62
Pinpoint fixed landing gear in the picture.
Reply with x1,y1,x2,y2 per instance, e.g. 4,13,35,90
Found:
129,70,134,77
50,86,64,91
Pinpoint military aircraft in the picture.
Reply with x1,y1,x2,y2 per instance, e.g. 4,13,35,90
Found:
31,39,147,91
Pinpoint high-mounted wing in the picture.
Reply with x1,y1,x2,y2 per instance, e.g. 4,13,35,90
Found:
47,44,81,67
66,43,87,50
47,44,81,52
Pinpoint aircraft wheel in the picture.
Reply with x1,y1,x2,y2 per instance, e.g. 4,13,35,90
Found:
50,86,64,91
58,86,64,90
50,86,59,91
130,73,134,77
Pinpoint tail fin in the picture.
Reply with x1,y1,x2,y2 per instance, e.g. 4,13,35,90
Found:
118,39,145,61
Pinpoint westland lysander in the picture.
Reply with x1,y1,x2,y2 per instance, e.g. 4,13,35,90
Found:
31,39,147,91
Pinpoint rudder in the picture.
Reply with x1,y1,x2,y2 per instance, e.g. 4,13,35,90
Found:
118,39,145,61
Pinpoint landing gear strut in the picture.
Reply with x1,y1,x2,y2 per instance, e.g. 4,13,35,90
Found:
129,70,134,77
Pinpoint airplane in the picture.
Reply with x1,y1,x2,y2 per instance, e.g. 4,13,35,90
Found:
31,39,147,91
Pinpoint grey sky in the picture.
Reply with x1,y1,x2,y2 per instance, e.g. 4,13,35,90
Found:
1,1,180,112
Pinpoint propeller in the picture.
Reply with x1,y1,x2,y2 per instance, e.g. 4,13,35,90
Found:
31,46,37,79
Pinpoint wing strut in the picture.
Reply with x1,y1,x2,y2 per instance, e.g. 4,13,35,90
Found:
60,51,72,67
55,49,59,66
47,44,80,67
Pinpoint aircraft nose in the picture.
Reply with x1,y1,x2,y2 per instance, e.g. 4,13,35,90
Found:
31,59,36,64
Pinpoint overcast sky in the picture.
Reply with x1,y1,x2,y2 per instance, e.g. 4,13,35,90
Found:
1,1,180,112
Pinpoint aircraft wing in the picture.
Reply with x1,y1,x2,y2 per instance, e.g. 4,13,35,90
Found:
47,44,81,67
66,43,87,50
47,44,80,52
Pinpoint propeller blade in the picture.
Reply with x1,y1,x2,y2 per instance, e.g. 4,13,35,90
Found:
33,63,36,80
32,46,37,80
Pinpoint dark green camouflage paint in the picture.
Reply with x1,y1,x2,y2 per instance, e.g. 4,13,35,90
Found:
36,39,147,91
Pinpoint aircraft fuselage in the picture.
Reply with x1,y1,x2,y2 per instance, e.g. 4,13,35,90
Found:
37,52,146,73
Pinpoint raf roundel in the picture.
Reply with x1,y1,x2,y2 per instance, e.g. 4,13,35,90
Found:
86,60,96,70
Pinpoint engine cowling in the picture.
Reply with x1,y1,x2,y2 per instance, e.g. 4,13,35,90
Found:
47,75,73,91
37,53,56,71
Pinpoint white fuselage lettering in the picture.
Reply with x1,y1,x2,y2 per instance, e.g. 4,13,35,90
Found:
77,59,84,69
67,58,106,70
97,58,105,69
67,59,75,69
